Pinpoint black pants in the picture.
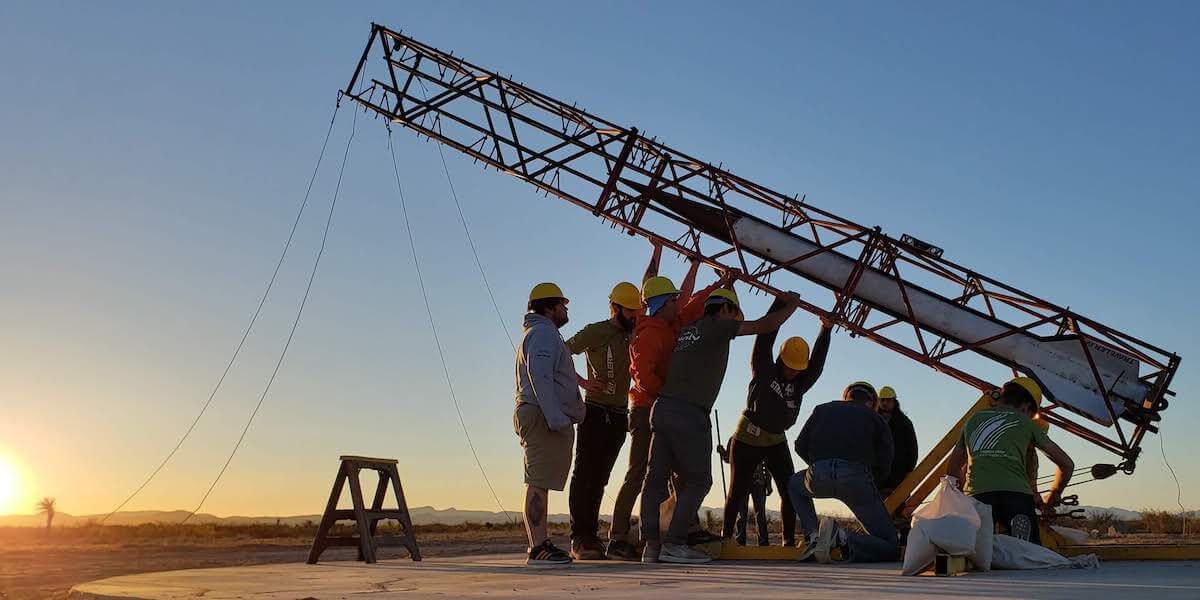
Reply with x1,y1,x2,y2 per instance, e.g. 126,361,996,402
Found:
569,403,628,542
722,439,796,544
974,491,1041,545
734,481,769,546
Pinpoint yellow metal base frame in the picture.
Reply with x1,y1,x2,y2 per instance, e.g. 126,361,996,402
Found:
934,553,968,576
712,541,844,561
712,538,1200,562
1043,525,1200,561
714,541,801,560
1060,544,1200,561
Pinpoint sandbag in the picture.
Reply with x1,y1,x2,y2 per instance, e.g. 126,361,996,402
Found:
1050,524,1090,545
901,524,936,575
971,499,993,571
914,477,980,555
991,534,1093,570
902,477,984,575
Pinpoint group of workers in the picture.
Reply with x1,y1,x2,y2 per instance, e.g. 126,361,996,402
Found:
512,242,1075,568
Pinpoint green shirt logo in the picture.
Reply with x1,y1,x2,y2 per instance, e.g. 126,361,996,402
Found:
961,408,1049,496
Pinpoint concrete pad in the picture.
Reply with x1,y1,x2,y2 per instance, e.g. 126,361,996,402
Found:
70,554,1200,600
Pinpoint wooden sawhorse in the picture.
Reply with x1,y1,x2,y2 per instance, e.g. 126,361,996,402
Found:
307,455,421,564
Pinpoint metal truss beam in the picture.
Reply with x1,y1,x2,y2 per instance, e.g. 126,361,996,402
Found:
343,23,1179,470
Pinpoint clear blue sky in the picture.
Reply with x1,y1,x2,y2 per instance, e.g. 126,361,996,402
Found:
1,1,1196,518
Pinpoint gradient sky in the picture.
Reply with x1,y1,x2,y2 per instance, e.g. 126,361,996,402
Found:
1,1,1196,519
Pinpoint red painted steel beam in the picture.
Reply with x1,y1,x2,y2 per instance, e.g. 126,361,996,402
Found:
343,23,1180,469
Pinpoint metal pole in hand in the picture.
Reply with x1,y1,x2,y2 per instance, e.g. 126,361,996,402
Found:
715,410,727,497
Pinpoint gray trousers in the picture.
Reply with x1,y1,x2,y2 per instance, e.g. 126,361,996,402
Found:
789,458,899,563
640,398,712,545
609,405,652,541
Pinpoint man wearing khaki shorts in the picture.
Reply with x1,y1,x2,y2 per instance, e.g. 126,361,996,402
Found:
514,282,587,568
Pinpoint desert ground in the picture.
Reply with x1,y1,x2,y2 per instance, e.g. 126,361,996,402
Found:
0,523,546,600
2,519,1194,600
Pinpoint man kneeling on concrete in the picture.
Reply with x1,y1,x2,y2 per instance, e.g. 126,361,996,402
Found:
790,382,899,563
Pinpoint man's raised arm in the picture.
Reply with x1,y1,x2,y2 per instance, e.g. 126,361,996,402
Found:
643,239,663,283
1035,436,1075,507
737,291,802,337
677,256,702,299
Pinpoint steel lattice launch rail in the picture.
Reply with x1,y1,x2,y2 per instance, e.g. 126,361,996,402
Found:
343,23,1179,472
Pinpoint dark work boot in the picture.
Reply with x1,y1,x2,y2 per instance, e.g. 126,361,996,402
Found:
606,539,640,561
570,537,607,560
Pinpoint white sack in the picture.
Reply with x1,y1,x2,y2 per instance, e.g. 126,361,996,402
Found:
901,524,936,575
902,477,985,575
991,534,1089,569
1050,525,1090,545
971,499,993,571
914,477,980,555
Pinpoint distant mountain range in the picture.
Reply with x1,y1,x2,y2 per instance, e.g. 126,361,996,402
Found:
0,504,1172,528
1074,506,1146,521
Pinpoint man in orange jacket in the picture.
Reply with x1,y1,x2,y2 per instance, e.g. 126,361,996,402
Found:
605,241,732,560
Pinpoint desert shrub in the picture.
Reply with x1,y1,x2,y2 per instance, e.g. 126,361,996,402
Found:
1081,511,1122,533
1140,510,1188,534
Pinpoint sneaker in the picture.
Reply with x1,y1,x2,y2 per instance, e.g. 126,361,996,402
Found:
796,532,820,562
659,542,713,564
606,540,640,561
641,541,661,563
1010,514,1033,542
812,517,839,564
527,540,572,569
686,529,722,545
571,538,607,560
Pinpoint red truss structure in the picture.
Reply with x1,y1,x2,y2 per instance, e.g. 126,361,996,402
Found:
343,23,1179,472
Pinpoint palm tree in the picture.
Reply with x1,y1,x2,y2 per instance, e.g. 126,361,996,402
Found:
36,497,56,532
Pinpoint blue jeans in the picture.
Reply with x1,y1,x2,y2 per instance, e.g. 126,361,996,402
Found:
788,459,899,563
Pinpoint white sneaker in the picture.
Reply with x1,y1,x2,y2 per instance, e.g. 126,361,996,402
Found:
659,542,713,564
813,517,838,564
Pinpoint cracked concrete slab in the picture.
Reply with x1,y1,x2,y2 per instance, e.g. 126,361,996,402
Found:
69,554,1200,599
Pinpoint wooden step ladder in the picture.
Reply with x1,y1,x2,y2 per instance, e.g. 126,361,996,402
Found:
307,456,421,564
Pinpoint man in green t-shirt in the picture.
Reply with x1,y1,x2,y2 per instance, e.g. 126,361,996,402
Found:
563,281,642,559
640,287,802,564
948,376,1075,545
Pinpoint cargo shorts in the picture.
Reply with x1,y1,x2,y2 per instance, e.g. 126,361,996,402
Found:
514,403,575,491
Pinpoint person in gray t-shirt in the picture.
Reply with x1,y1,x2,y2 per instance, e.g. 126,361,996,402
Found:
640,286,801,565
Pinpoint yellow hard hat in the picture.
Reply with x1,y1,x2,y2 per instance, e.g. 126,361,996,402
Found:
609,282,642,310
641,276,679,301
529,282,568,303
1008,376,1042,405
707,288,740,309
844,381,877,400
706,288,742,319
879,386,897,400
780,336,810,370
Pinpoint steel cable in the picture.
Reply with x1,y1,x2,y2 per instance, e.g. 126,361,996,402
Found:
101,99,342,524
180,102,357,523
1159,428,1188,536
413,80,622,511
387,127,515,523
416,80,516,353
